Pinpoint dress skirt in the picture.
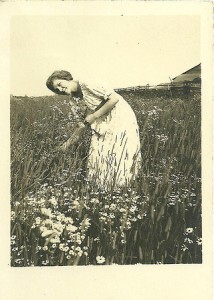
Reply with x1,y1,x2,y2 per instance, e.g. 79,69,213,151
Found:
79,81,142,188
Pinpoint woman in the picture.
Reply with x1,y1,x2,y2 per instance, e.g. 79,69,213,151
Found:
46,70,141,189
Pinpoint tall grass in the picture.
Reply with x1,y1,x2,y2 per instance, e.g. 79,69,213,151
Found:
10,91,202,266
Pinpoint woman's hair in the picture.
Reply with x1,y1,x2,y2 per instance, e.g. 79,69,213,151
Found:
46,70,73,94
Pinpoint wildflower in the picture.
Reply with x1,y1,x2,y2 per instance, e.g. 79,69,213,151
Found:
41,260,49,265
110,204,116,210
59,243,65,251
15,259,22,264
184,238,193,244
50,236,60,243
121,240,126,244
11,247,17,252
44,219,53,226
91,198,99,204
82,218,91,228
53,223,64,233
100,212,107,217
155,134,168,142
35,217,41,225
96,256,106,264
126,220,131,226
66,255,71,260
64,246,69,252
66,225,78,232
56,215,62,221
196,238,202,245
84,252,88,256
51,244,57,248
77,250,83,256
41,229,53,237
40,208,52,218
15,201,20,206
186,228,193,234
72,200,79,208
60,214,66,222
130,206,137,213
48,197,58,206
40,226,46,232
38,198,46,205
11,235,16,240
69,250,75,255
65,217,73,224
181,245,188,252
42,246,48,251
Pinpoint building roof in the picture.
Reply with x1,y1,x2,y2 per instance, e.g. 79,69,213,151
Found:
155,63,201,89
172,64,201,83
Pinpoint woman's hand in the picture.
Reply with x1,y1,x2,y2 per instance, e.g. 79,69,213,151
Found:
85,113,97,125
58,122,86,152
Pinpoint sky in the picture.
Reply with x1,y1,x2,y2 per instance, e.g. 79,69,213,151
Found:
11,15,200,96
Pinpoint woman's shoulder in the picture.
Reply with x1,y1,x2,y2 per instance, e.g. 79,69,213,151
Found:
79,79,114,91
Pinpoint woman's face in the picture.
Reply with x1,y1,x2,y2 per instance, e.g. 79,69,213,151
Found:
52,79,74,95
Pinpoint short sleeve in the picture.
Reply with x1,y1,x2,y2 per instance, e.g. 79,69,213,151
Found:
80,81,115,111
84,81,114,100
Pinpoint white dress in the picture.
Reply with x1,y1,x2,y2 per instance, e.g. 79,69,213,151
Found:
78,81,142,189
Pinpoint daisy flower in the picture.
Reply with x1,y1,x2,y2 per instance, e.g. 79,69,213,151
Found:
96,256,106,264
186,228,193,234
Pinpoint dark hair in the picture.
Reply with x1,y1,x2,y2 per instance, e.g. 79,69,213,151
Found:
46,70,73,95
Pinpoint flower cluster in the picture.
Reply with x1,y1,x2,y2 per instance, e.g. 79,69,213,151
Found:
181,227,202,252
154,134,169,143
148,106,162,118
94,191,148,244
24,188,92,264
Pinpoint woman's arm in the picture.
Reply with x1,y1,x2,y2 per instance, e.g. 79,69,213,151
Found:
85,91,120,124
59,121,86,152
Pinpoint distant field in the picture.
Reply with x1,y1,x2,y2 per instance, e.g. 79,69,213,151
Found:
10,90,202,266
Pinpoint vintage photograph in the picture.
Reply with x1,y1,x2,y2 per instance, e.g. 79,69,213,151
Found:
10,14,202,267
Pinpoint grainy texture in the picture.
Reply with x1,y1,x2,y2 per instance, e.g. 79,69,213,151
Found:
10,89,202,266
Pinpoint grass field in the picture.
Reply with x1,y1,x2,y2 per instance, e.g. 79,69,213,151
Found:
10,89,202,266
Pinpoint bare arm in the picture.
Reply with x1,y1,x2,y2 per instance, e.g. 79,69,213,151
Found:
85,91,120,124
59,121,86,152
59,91,120,152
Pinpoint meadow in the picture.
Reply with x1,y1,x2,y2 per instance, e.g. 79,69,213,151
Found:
10,89,202,266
